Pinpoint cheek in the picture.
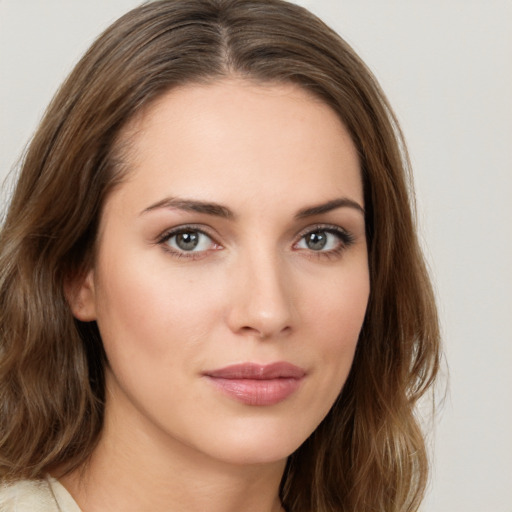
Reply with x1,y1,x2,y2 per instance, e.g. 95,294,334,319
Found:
93,254,227,363
305,267,369,384
309,267,369,337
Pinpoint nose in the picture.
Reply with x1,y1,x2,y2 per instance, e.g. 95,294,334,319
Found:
225,250,295,340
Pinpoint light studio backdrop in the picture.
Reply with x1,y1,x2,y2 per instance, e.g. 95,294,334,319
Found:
1,2,511,511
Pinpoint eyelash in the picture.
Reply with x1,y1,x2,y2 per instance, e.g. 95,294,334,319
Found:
294,224,355,260
156,224,355,261
156,224,219,261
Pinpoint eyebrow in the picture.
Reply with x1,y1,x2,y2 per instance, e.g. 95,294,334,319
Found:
295,198,365,218
141,196,364,219
141,197,234,219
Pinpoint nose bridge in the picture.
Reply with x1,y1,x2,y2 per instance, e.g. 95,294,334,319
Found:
227,242,294,338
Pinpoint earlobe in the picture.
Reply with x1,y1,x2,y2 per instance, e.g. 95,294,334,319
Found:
65,270,97,322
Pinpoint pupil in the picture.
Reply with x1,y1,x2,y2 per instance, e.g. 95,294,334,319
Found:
176,232,199,251
307,232,327,250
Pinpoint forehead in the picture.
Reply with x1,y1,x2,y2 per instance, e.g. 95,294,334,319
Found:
112,79,362,214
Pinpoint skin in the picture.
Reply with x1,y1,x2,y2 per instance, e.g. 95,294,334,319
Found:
65,79,369,512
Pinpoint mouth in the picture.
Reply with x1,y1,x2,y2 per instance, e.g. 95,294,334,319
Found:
203,362,306,406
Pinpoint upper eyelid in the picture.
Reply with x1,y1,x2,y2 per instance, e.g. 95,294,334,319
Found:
296,223,351,238
157,224,218,242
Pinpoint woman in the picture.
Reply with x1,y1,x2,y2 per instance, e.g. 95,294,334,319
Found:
0,1,440,511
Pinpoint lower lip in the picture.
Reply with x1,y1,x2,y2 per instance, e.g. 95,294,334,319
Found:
206,377,302,406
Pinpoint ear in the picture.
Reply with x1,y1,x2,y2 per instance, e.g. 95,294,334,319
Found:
64,269,97,322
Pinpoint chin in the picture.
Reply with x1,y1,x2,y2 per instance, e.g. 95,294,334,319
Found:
192,417,316,467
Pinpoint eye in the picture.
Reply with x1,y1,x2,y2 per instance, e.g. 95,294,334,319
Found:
159,227,219,254
295,226,354,255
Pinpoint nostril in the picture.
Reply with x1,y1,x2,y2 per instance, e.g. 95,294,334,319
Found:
240,325,267,338
238,324,291,339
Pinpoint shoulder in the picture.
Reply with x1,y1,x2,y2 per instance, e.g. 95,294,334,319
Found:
0,477,81,512
0,478,56,511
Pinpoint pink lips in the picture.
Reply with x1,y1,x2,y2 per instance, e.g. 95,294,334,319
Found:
204,362,305,406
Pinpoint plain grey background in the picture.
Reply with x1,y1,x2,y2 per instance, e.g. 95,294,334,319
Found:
1,1,511,511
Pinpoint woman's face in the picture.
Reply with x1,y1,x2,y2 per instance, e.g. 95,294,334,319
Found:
73,79,369,466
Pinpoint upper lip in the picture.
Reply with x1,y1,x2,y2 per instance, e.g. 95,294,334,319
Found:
205,362,306,380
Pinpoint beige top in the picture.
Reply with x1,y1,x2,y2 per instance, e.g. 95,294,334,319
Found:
0,475,81,512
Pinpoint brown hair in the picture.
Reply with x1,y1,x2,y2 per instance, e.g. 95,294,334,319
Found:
0,1,440,510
